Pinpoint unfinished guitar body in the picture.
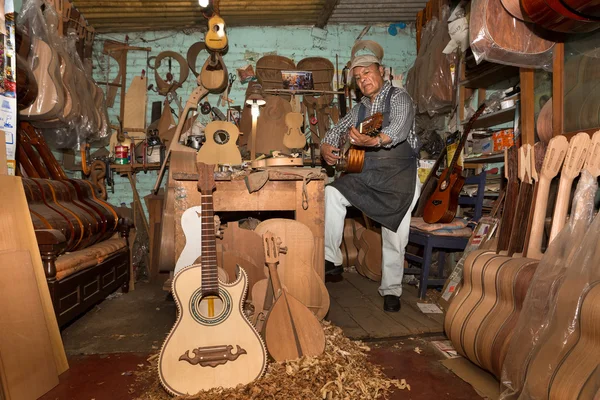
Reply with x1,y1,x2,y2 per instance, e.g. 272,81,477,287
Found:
196,121,242,165
159,265,266,396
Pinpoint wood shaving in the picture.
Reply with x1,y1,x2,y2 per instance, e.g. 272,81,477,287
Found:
134,321,403,399
413,347,422,354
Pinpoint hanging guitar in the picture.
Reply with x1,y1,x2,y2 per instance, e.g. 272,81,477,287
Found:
335,112,383,173
205,14,228,52
422,104,486,224
158,162,266,396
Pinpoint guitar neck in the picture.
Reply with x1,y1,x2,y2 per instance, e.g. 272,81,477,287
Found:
447,103,487,173
266,262,283,297
200,193,219,297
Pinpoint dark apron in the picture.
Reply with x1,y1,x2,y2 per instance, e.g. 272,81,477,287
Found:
330,88,417,232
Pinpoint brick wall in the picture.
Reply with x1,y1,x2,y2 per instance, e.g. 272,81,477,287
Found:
92,24,417,215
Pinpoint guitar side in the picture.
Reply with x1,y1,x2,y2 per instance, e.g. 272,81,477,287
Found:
422,167,465,224
158,265,266,396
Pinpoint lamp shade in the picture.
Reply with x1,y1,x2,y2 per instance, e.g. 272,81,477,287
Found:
245,83,266,106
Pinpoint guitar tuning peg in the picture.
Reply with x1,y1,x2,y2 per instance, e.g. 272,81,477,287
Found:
278,246,288,254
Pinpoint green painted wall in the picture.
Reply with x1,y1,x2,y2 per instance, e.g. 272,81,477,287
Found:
92,25,416,213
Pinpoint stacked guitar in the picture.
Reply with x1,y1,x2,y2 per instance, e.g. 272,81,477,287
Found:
445,130,600,400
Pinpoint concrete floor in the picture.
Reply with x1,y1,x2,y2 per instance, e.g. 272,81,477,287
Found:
48,275,482,399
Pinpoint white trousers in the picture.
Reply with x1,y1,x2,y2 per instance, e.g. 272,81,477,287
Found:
324,176,421,297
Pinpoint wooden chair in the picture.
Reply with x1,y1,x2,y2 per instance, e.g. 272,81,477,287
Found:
405,171,487,299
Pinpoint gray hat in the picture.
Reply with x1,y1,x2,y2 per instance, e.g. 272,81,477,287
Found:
349,54,381,71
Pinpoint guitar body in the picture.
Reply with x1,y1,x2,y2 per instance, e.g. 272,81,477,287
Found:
197,121,242,165
159,265,266,396
201,53,228,93
205,15,228,52
283,112,306,149
549,282,600,400
356,228,382,281
336,113,383,173
422,166,465,224
501,0,531,21
521,0,600,33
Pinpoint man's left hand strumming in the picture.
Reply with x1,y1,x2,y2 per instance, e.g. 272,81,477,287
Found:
348,126,390,148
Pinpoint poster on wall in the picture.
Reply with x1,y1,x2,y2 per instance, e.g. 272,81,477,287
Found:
1,0,15,175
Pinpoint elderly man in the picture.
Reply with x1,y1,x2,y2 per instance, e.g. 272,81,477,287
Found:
321,50,420,312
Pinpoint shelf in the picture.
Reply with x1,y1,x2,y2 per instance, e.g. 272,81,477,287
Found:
461,62,519,89
110,163,163,173
464,152,505,165
463,106,516,129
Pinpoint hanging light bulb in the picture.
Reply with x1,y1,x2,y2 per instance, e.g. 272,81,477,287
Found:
198,0,210,7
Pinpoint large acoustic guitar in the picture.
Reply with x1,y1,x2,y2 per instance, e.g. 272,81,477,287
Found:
335,112,383,173
158,162,266,396
519,0,600,33
422,103,486,224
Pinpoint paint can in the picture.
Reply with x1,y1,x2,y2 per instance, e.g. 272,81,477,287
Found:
114,145,130,164
146,145,162,163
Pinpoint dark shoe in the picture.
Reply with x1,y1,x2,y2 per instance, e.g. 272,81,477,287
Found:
383,295,401,312
325,260,344,276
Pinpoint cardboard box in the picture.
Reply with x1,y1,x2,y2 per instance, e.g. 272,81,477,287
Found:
472,137,493,154
493,129,514,152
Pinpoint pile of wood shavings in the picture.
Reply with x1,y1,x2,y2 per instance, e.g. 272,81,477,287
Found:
135,321,405,399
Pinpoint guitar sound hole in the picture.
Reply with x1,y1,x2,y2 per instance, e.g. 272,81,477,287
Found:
213,130,230,145
196,295,225,319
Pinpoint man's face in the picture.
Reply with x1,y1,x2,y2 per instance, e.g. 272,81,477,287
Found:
353,64,385,99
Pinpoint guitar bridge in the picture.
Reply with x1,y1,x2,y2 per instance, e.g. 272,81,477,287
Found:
179,344,247,368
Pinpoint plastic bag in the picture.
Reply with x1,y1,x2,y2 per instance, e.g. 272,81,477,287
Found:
17,0,66,121
469,0,554,71
500,170,598,399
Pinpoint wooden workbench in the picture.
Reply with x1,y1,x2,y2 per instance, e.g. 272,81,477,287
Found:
171,164,326,281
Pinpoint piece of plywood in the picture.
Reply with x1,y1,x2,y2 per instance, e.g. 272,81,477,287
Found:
0,250,59,400
0,176,68,374
157,101,176,142
122,75,148,139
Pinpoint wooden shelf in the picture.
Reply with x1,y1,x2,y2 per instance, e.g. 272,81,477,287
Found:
461,62,519,89
463,106,516,129
110,163,163,173
464,152,505,165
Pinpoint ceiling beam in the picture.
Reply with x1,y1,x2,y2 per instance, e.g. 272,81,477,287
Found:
315,0,340,28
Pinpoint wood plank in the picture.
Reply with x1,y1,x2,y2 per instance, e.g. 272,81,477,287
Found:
520,68,535,146
0,176,68,374
345,306,412,338
122,75,148,138
326,297,368,339
295,180,325,281
343,273,442,334
326,279,368,308
553,43,565,137
0,250,59,399
214,180,297,211
315,0,340,28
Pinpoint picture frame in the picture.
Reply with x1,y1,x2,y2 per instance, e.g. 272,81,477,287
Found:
281,70,314,90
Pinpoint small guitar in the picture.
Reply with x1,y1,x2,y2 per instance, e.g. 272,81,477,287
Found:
262,231,326,362
422,104,486,224
283,96,306,150
196,121,242,165
158,163,266,396
335,112,384,173
205,14,228,52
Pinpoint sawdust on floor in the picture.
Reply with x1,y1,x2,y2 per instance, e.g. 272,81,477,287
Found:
135,321,407,399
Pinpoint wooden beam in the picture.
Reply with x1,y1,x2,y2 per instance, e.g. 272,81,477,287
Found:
552,42,565,137
520,68,536,146
316,0,340,28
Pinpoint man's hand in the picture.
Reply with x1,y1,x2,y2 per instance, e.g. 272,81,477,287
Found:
348,126,378,147
321,143,340,166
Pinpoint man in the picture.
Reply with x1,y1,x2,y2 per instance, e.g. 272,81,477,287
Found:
321,51,420,313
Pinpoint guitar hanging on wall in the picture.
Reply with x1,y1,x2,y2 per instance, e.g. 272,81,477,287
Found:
335,112,383,173
205,14,228,52
158,162,266,396
422,103,486,224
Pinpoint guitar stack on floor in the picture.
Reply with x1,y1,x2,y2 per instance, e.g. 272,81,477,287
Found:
444,130,600,399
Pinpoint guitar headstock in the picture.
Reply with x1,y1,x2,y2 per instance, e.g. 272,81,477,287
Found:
262,231,281,265
360,112,383,136
505,145,519,182
519,144,532,184
196,162,216,195
583,130,600,178
562,132,590,180
540,135,568,181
